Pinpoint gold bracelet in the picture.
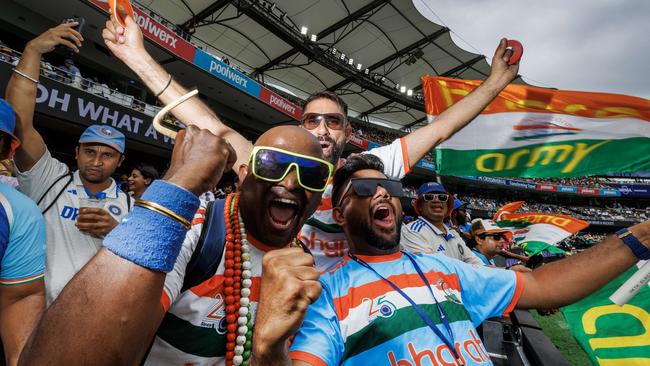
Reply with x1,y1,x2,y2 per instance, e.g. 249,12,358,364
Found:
134,199,191,230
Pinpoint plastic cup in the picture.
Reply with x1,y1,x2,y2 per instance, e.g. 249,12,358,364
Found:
79,197,105,210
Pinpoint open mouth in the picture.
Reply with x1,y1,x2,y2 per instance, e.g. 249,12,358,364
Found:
372,203,394,230
267,197,300,229
320,141,332,153
429,203,445,213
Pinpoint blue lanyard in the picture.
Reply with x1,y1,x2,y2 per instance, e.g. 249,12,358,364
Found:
349,251,461,362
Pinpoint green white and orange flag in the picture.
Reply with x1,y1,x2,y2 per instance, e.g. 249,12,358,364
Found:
492,202,589,256
422,76,650,177
561,262,650,365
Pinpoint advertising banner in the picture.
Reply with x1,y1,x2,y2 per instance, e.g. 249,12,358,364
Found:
348,134,369,150
193,50,260,98
415,160,436,171
259,87,302,121
536,184,557,192
608,184,650,198
0,63,172,149
558,185,578,193
86,0,196,62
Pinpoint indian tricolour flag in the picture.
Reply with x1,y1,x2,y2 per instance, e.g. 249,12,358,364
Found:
422,76,650,177
492,202,589,256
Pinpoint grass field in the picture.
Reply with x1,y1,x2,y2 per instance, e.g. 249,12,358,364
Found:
531,310,592,366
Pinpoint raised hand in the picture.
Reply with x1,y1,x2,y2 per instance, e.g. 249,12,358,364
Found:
26,22,83,54
163,125,237,196
488,38,521,86
253,248,322,361
102,12,145,66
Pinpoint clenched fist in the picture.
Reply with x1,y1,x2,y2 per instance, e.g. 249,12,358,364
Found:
253,248,322,361
163,125,236,196
487,38,521,88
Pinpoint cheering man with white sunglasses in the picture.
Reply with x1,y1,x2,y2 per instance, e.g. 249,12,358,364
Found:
401,182,484,266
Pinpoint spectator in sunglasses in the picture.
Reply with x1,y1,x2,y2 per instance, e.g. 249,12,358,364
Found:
469,220,532,273
468,219,514,266
252,154,650,366
401,182,483,266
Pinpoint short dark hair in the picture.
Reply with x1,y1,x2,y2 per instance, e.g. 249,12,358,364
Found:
332,154,385,207
134,163,159,186
303,91,348,116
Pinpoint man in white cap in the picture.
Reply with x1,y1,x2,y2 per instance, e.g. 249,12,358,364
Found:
6,21,131,303
468,219,514,266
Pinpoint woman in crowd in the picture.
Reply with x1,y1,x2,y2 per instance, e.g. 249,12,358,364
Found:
127,163,159,200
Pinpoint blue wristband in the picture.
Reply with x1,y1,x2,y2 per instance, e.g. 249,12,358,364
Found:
104,180,200,272
616,228,650,261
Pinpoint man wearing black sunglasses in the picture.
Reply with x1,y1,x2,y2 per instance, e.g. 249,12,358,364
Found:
468,219,513,266
252,154,650,366
401,182,484,266
19,126,329,365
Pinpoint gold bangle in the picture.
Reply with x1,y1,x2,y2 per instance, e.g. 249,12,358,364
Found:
134,199,191,230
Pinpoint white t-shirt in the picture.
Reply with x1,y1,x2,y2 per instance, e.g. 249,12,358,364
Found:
400,217,484,266
300,137,410,270
16,149,131,304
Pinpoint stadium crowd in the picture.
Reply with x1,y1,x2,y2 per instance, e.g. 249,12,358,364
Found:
0,13,648,366
459,194,648,223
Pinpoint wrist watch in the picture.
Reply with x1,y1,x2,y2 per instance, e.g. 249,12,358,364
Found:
616,228,650,260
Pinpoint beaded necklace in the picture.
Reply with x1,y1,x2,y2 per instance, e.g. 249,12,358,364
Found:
223,193,253,366
223,193,301,366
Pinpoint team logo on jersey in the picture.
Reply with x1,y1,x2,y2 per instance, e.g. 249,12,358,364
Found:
200,293,227,334
108,205,122,216
433,279,461,304
365,296,397,321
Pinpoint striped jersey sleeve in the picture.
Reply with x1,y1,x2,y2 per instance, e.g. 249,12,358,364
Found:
290,282,344,366
400,219,434,253
0,185,46,285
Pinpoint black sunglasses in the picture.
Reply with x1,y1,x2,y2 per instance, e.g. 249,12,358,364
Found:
337,178,403,207
422,193,449,202
478,233,508,241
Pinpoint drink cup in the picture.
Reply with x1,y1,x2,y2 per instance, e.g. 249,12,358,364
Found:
79,197,105,210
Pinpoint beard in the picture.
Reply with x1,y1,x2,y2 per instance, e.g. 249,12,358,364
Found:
348,203,403,251
366,223,402,250
318,136,345,165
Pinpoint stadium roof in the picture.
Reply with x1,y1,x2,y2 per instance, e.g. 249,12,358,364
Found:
133,0,523,130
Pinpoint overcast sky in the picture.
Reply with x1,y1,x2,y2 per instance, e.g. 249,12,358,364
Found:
413,0,650,99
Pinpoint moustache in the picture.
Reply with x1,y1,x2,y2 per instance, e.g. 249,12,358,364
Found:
317,136,336,144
